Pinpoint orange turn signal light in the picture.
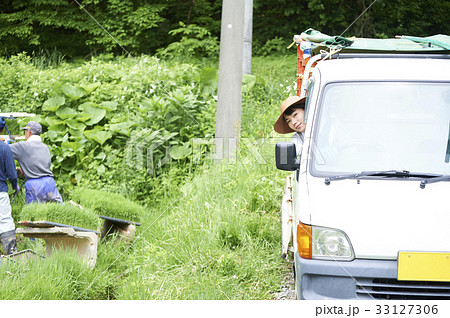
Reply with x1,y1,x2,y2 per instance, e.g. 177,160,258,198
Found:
297,221,312,259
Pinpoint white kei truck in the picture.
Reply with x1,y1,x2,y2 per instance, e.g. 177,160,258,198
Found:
276,29,450,300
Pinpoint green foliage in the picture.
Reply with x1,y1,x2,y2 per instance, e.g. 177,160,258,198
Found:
157,22,219,59
0,0,166,57
370,0,450,37
20,203,99,230
254,37,291,57
70,187,145,222
0,54,217,196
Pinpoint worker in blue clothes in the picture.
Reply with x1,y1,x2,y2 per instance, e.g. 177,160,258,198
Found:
10,121,63,204
0,118,19,254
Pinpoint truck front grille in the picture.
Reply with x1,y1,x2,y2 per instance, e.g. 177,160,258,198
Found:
356,278,450,300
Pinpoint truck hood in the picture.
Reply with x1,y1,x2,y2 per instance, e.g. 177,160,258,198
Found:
306,176,450,259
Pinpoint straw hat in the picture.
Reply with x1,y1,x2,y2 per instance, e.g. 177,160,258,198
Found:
273,96,306,134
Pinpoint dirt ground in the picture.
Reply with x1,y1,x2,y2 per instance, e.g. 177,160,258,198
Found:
272,257,296,300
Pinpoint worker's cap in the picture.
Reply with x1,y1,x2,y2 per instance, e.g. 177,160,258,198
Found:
273,96,306,134
0,117,5,129
21,121,42,135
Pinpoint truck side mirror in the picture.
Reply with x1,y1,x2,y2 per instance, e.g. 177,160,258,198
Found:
275,142,300,171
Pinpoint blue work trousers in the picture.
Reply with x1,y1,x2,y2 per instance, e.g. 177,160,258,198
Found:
25,176,63,204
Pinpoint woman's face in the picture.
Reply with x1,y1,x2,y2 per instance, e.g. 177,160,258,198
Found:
284,108,306,133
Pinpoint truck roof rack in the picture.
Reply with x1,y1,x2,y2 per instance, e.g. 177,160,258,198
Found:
327,53,450,60
294,29,450,96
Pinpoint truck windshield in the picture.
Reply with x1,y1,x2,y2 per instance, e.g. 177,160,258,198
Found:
311,82,450,176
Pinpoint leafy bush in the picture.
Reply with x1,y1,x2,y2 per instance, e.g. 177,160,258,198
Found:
0,54,217,199
70,187,145,222
254,37,291,57
20,203,99,231
0,1,166,57
157,22,219,59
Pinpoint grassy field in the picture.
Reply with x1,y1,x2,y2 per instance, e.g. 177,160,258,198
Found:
117,142,287,299
0,54,298,299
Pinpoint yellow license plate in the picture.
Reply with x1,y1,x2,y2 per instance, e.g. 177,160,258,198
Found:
398,252,450,282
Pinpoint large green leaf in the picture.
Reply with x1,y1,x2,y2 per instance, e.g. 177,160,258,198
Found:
83,129,112,145
96,164,106,175
242,74,256,93
56,107,77,119
61,141,83,151
99,101,118,111
62,84,86,100
66,119,86,131
46,130,58,140
75,112,92,122
68,128,84,138
42,96,65,111
78,102,98,110
79,103,106,125
80,82,101,94
48,124,67,133
170,144,192,160
109,122,133,136
45,116,64,126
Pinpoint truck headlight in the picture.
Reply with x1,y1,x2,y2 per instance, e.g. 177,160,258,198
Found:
312,227,354,261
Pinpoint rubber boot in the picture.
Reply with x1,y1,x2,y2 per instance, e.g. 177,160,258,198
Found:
0,230,17,255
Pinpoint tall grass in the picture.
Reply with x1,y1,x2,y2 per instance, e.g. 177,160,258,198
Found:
31,48,65,69
116,141,286,299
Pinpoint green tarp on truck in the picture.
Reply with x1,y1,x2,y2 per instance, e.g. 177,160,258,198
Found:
298,28,450,54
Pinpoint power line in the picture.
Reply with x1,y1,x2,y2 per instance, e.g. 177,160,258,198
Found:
339,0,379,38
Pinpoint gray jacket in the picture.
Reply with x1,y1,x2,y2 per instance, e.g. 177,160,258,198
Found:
10,135,53,179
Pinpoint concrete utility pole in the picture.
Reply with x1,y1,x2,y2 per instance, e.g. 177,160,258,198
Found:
215,0,245,161
243,0,253,75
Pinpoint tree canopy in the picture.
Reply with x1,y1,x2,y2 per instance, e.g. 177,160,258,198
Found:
0,0,448,58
